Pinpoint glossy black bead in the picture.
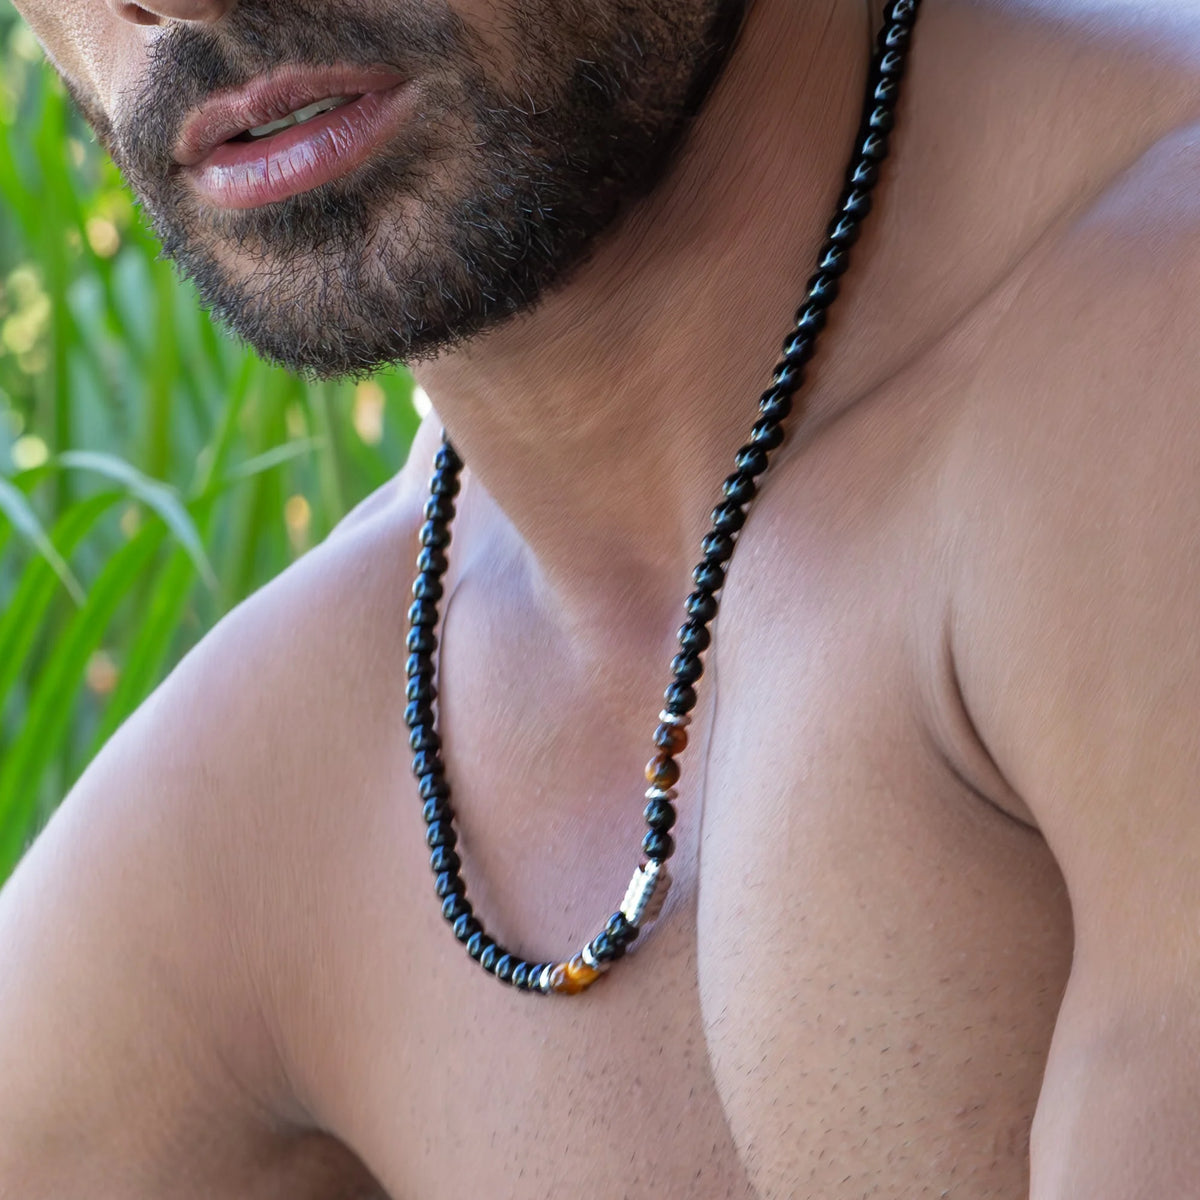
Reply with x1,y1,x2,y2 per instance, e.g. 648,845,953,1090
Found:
860,130,888,160
665,681,698,714
408,599,439,628
442,893,472,923
685,590,719,622
605,912,639,946
722,472,757,506
701,532,734,565
874,76,900,104
878,48,905,76
411,749,442,778
511,961,531,990
412,573,444,602
406,653,432,680
884,22,909,48
781,331,815,365
692,561,726,593
404,700,433,729
494,954,516,984
794,303,827,334
827,214,861,246
454,913,481,943
406,675,437,704
426,820,457,851
429,846,461,875
643,829,675,861
761,382,797,418
434,870,461,899
806,272,840,305
466,931,491,960
735,444,769,476
423,496,455,523
818,245,849,275
868,104,895,132
644,796,678,832
750,418,784,451
406,626,437,655
849,159,879,188
889,0,915,21
430,471,461,498
590,933,619,963
479,943,502,973
678,620,712,654
434,442,462,471
671,651,704,684
419,520,451,550
422,796,451,825
711,499,747,532
416,547,448,576
840,188,872,219
410,726,440,755
418,771,449,800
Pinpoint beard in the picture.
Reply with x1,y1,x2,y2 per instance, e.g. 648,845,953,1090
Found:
80,0,745,378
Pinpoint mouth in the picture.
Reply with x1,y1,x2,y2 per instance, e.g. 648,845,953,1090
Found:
175,67,413,210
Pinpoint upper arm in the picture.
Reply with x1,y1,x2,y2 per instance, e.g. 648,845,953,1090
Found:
952,123,1200,1196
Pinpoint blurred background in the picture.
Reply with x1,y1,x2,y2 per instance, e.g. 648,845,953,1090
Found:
0,1,422,881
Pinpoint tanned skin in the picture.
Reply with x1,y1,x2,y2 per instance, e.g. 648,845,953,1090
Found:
3,0,1200,1196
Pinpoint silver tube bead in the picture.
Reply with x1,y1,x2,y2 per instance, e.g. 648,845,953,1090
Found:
658,709,692,727
619,860,672,928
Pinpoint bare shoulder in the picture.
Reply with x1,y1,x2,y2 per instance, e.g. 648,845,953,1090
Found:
0,418,440,1194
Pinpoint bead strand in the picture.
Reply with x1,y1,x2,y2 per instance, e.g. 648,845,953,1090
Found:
403,0,921,994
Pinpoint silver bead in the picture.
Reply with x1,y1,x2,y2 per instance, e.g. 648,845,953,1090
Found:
658,709,692,727
581,943,610,974
645,786,678,803
619,860,672,928
537,964,555,993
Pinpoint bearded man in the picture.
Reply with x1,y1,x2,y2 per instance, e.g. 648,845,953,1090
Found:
2,0,1199,1195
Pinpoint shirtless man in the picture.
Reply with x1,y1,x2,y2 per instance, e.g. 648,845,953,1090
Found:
3,0,1199,1194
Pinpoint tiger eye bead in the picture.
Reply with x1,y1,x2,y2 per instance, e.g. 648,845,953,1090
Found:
565,954,600,990
653,722,689,754
646,753,681,789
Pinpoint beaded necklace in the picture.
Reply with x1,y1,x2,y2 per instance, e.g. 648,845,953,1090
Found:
403,0,920,995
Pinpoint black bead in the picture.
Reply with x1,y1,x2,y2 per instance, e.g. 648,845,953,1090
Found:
711,499,747,532
849,160,879,188
467,931,491,960
750,418,784,451
840,188,872,219
818,245,849,275
418,771,449,800
889,0,915,22
860,130,888,160
406,675,437,704
827,214,861,246
419,520,451,550
760,384,795,421
734,444,769,476
721,473,757,506
426,820,457,851
408,599,439,628
590,933,621,964
878,48,905,76
678,620,712,654
404,700,434,730
434,442,462,471
692,561,726,593
884,22,909,48
479,942,502,972
429,846,461,875
406,626,437,655
806,272,840,305
406,653,432,680
511,961,531,990
644,796,678,832
685,590,719,622
422,796,451,825
781,331,815,365
794,303,827,334
410,725,440,754
442,892,472,923
430,471,461,498
605,912,639,946
671,651,704,684
665,681,698,714
454,913,481,943
416,547,448,576
494,954,516,984
412,573,444,602
868,104,895,132
701,531,734,564
411,749,442,778
423,496,455,523
643,829,675,861
434,870,461,899
874,76,900,104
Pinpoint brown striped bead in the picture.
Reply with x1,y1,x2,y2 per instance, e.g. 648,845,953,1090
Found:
549,962,582,995
653,722,689,754
565,954,600,990
645,753,681,789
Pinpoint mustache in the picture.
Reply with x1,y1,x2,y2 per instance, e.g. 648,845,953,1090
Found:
117,0,468,168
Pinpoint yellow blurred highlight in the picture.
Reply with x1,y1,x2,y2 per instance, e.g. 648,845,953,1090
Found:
119,505,142,539
353,380,386,445
11,434,48,470
86,651,120,697
85,216,121,258
285,494,312,551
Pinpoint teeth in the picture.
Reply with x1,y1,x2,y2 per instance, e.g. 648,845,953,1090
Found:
244,96,352,140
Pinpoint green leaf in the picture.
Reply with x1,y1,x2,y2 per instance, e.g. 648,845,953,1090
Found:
0,474,85,605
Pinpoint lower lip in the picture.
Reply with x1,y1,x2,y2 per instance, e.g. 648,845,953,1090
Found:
184,85,413,210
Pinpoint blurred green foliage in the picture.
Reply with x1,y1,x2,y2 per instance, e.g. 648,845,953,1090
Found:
0,1,421,879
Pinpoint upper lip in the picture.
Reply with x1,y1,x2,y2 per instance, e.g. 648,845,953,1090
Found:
174,65,406,166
